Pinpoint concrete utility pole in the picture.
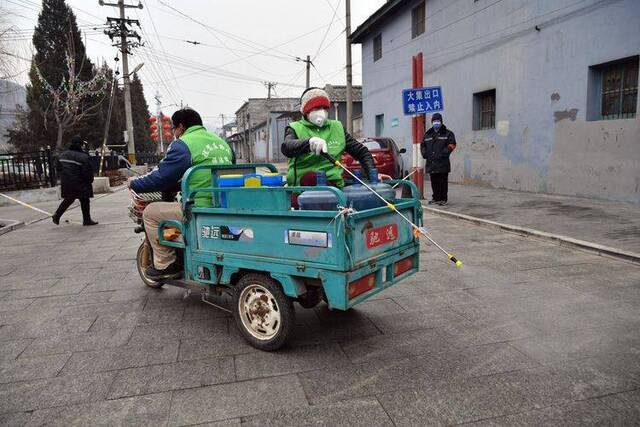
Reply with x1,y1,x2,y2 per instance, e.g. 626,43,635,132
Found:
305,55,311,89
101,0,143,164
263,82,277,161
296,56,313,89
99,72,118,176
154,92,164,154
345,0,353,134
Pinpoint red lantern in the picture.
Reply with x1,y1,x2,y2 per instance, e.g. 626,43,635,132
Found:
163,132,172,140
162,123,171,130
150,132,159,140
150,124,158,132
162,115,170,122
148,116,157,123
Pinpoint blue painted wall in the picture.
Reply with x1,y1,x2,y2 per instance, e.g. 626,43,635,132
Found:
356,0,640,202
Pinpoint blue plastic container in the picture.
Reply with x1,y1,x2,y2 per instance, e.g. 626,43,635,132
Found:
218,174,245,207
261,173,285,187
298,172,339,211
368,169,395,205
344,169,395,210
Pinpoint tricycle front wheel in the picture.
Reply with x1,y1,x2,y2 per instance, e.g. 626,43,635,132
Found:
136,241,163,289
233,273,295,351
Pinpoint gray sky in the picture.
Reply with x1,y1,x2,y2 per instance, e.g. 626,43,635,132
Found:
6,0,385,130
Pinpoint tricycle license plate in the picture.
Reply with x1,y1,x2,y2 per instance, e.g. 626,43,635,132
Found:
286,230,331,248
366,224,398,248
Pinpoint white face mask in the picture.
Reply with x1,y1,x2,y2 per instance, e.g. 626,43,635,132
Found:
308,109,328,127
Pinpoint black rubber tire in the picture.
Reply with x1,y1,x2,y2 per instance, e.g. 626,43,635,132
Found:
232,273,295,351
136,241,164,289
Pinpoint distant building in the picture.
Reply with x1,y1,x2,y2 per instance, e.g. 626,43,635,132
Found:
323,84,363,132
230,97,299,162
221,121,237,139
351,0,640,203
0,80,27,152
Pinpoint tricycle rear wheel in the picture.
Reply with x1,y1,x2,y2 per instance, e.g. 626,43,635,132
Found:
136,241,164,289
233,273,294,351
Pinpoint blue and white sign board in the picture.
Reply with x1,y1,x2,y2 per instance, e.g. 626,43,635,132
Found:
402,86,443,116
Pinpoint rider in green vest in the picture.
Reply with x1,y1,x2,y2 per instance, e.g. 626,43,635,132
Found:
281,87,376,189
128,108,234,280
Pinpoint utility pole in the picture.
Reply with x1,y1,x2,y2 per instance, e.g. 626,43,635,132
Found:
264,81,276,99
305,54,311,89
101,0,143,164
99,71,118,176
263,82,277,162
345,0,353,134
296,56,313,88
154,91,164,154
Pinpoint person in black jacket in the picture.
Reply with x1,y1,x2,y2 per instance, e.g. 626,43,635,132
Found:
52,136,98,226
281,87,377,190
421,113,456,206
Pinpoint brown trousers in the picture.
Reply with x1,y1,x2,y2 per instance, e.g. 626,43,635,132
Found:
142,202,182,269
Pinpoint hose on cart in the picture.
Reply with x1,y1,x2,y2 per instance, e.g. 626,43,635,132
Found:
320,152,463,268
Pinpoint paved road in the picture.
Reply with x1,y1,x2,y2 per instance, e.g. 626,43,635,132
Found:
430,183,640,254
1,189,639,425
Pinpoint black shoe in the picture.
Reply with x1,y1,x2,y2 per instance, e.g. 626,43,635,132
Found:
145,263,182,280
83,220,99,226
437,200,448,206
427,199,437,205
52,215,60,225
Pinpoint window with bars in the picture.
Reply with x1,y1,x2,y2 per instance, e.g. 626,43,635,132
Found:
473,89,496,130
373,34,382,62
601,58,638,120
411,2,425,39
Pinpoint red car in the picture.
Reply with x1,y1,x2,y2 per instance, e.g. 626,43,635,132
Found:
342,137,407,179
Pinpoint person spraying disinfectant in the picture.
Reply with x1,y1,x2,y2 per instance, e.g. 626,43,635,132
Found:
281,87,389,206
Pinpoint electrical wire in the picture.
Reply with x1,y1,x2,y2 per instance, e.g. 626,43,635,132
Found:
131,14,182,105
155,0,284,77
312,0,342,62
139,1,185,103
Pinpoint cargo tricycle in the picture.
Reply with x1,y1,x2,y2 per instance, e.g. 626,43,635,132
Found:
131,163,421,351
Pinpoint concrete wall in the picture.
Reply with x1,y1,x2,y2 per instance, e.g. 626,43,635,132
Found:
358,0,640,203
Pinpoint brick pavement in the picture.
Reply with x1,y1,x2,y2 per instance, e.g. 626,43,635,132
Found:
0,189,639,425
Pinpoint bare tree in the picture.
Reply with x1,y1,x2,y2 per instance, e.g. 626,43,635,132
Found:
34,31,108,150
0,13,13,79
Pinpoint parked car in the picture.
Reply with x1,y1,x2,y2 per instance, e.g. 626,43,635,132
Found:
342,137,407,179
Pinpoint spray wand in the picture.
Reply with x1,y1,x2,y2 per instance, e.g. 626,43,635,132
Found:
321,152,462,268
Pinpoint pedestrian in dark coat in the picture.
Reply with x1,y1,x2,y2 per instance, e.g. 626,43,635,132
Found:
52,136,98,226
420,113,456,205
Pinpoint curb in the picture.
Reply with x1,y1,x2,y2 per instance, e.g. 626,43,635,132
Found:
0,219,25,236
423,206,640,265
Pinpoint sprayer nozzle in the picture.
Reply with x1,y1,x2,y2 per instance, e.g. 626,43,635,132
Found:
334,161,341,166
386,203,395,210
448,254,462,267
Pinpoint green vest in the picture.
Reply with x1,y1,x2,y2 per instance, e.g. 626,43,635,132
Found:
182,125,233,207
287,119,346,187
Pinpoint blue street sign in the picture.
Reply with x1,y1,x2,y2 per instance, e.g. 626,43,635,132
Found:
402,86,444,116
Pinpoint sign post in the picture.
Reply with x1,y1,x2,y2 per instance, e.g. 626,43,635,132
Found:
410,54,424,198
406,54,444,199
